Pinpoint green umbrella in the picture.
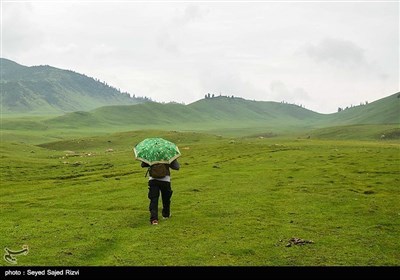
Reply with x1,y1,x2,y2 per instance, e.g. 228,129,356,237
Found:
133,137,181,165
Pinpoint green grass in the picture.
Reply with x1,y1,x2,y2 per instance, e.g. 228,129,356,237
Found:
324,93,400,125
1,92,398,145
306,124,400,141
1,130,399,266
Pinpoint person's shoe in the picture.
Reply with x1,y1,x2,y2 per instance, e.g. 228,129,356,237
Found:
151,220,158,225
162,214,171,220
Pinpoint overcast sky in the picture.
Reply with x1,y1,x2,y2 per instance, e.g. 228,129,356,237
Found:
1,0,399,113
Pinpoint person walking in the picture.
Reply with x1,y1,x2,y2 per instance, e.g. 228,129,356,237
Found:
141,159,180,225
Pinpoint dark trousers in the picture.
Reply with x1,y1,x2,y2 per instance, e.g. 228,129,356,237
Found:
148,180,173,222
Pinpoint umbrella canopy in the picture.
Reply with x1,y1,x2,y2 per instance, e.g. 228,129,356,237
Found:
133,137,181,165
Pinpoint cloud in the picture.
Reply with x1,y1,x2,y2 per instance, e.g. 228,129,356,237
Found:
269,81,311,105
91,43,115,56
302,38,367,68
173,4,204,26
156,30,181,55
156,4,207,55
2,2,397,114
199,65,266,99
2,3,44,55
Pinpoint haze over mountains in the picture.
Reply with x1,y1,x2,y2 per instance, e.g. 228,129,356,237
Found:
40,92,398,134
1,58,399,136
0,58,148,114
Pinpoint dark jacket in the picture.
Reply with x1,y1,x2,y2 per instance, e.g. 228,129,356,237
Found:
141,159,180,176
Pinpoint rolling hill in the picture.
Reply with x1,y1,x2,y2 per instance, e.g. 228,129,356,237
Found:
43,96,324,134
45,93,399,127
0,58,148,114
324,92,400,125
1,92,398,142
0,57,398,140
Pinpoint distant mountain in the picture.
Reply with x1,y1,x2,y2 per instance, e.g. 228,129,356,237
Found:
45,96,324,131
1,57,398,137
43,93,399,135
0,58,149,114
324,92,400,125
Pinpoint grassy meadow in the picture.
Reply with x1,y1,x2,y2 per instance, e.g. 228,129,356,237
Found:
1,127,399,266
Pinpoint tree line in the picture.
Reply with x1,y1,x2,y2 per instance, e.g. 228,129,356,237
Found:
337,101,369,112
